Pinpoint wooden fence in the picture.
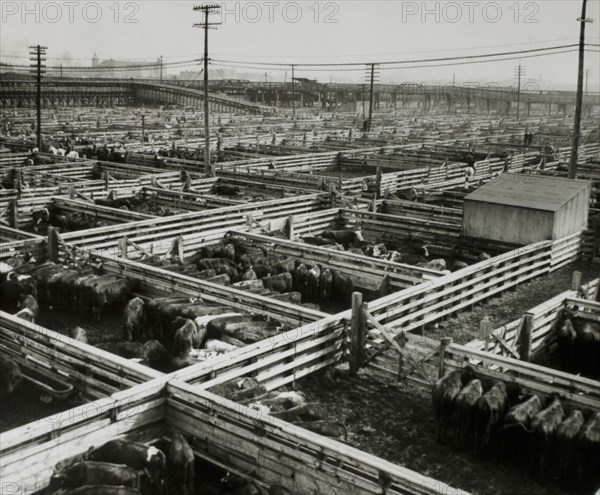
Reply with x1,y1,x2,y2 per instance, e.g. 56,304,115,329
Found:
0,311,162,400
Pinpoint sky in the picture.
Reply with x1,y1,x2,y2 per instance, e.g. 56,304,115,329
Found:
1,0,599,89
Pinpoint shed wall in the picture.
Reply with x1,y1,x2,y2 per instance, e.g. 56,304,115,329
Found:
552,185,590,239
463,201,554,245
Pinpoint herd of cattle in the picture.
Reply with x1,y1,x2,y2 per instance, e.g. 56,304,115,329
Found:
144,234,358,309
0,248,295,377
433,366,600,492
45,433,292,495
556,315,600,379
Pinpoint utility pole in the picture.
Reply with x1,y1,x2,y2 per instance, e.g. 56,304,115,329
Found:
569,0,592,179
194,3,221,176
291,64,296,118
514,63,525,122
365,63,380,132
29,45,47,150
141,115,145,142
160,55,163,81
362,84,366,118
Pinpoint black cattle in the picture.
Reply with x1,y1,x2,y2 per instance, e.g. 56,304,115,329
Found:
497,394,543,465
575,411,600,492
528,395,564,477
85,439,166,494
432,366,477,444
89,276,140,320
142,340,170,371
274,258,296,275
331,271,355,305
262,272,293,293
451,378,483,450
0,355,21,396
302,235,335,247
212,183,241,196
167,431,195,495
322,229,365,247
49,461,140,491
305,265,321,300
319,268,333,303
556,318,577,372
0,271,37,306
574,321,600,377
197,258,240,283
251,263,272,279
293,263,308,293
554,409,585,485
473,381,521,455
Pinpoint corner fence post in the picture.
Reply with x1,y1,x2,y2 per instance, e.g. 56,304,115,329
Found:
287,215,295,240
349,291,365,375
47,226,59,262
438,338,451,378
571,271,582,292
10,199,18,229
518,314,533,362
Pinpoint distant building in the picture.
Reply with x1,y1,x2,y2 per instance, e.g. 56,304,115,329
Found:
85,54,160,79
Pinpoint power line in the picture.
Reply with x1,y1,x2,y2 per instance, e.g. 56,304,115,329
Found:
211,44,587,68
209,48,585,73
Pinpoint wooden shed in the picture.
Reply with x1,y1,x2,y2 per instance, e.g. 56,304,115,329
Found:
463,173,591,245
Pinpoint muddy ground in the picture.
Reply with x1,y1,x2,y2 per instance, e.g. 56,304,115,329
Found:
299,367,585,495
428,260,600,344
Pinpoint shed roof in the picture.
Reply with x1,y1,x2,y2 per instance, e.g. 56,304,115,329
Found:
464,173,591,212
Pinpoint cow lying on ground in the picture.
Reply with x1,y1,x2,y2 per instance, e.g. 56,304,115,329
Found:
49,462,140,491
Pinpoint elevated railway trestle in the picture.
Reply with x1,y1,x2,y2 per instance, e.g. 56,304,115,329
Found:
0,79,269,114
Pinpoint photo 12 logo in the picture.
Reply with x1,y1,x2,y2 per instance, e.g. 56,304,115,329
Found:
1,1,140,24
219,1,340,24
401,1,540,24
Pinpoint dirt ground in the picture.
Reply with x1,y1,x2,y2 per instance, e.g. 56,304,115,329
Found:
299,367,584,495
428,260,600,344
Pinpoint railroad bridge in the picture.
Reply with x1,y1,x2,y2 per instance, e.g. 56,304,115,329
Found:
0,77,598,116
0,78,271,114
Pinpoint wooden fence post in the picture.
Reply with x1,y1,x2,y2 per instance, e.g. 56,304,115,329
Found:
9,199,18,229
571,271,582,292
47,227,59,262
175,235,184,261
518,313,533,362
349,292,366,375
375,167,382,199
286,215,295,240
438,338,452,378
370,194,377,213
103,171,109,190
118,237,128,259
